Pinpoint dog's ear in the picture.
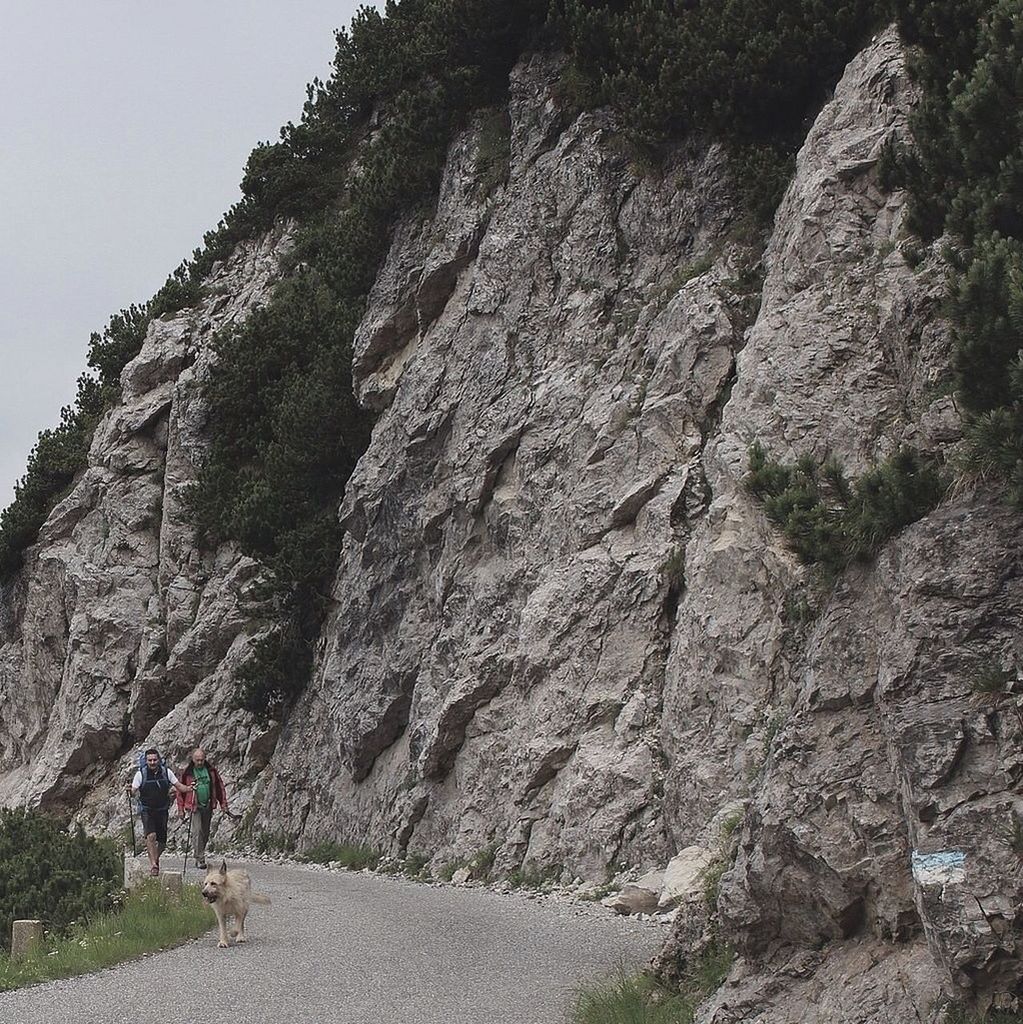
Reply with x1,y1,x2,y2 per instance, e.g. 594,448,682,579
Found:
219,859,228,875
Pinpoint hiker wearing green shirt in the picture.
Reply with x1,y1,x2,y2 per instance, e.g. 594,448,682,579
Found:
176,748,232,870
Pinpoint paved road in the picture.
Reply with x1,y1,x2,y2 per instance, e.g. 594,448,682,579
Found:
0,859,665,1024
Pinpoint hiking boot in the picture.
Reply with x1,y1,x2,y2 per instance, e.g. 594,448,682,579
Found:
196,861,207,870
150,865,160,876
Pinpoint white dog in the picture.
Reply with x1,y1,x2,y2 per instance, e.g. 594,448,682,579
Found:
201,860,271,948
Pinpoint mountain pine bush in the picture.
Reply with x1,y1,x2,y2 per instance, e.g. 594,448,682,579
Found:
745,445,946,574
0,810,120,952
892,0,1023,502
551,0,890,214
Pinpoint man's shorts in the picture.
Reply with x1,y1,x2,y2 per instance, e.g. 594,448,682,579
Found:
140,807,169,847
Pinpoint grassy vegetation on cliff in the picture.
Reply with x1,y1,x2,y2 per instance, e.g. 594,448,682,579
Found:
573,974,697,1024
572,944,734,1024
298,841,380,870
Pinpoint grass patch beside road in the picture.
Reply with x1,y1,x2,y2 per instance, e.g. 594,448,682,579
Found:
572,972,698,1023
572,943,734,1024
0,881,212,992
298,841,380,870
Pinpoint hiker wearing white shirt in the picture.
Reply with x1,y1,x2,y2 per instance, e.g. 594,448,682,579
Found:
127,748,194,876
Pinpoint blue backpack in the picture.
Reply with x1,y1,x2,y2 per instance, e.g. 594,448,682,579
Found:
135,750,171,812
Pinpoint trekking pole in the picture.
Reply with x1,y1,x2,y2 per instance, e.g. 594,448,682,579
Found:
182,807,193,880
126,789,137,857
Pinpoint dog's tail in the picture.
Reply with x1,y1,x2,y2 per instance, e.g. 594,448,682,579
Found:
250,892,272,906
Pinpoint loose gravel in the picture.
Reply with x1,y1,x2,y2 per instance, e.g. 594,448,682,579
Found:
0,857,667,1024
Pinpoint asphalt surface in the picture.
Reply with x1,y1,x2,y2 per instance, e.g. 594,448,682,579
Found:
0,858,666,1024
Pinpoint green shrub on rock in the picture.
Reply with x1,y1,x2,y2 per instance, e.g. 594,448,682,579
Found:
0,810,120,952
745,444,946,575
552,0,890,217
894,0,1023,503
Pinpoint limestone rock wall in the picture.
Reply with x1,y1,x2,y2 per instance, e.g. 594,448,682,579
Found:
0,227,290,819
262,51,740,880
664,29,1023,1022
1,24,1021,1021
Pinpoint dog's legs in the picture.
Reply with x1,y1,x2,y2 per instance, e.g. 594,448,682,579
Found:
234,906,248,943
216,908,230,948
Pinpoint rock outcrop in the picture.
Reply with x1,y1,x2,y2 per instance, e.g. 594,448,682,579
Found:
262,51,738,881
2,23,1021,1022
0,227,290,820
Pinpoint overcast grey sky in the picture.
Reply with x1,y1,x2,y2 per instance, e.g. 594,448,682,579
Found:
0,1,374,509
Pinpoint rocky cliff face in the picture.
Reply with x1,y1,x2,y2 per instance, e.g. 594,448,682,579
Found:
0,228,290,812
2,24,1020,1022
261,50,739,880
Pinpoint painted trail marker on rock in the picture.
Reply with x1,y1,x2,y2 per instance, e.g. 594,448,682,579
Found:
911,850,966,887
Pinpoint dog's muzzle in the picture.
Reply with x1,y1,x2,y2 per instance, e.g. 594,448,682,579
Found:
202,891,218,903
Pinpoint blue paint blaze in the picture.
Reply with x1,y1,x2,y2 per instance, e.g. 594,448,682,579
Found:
911,851,966,871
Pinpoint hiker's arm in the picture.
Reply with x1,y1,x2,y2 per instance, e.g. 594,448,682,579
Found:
165,769,194,796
